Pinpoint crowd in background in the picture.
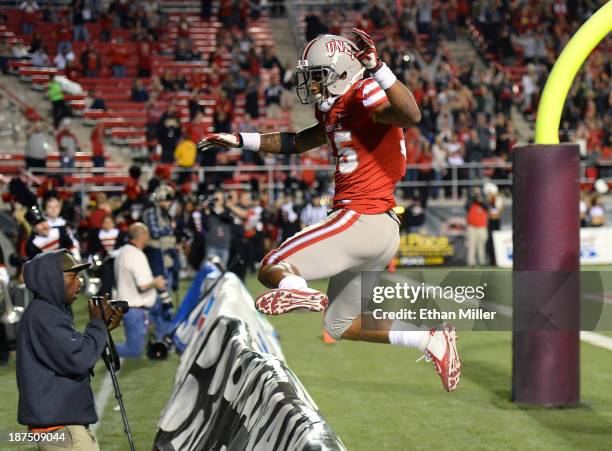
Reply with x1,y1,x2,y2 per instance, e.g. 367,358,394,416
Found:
3,0,294,169
304,0,609,201
3,168,331,283
471,0,611,173
2,0,610,211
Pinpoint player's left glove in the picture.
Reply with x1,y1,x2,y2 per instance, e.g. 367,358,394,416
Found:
351,27,383,72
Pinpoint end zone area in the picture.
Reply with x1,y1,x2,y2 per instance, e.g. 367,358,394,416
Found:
1,274,612,450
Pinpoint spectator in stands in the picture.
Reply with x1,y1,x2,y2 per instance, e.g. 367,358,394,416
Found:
19,0,39,35
137,40,153,77
521,64,539,113
25,206,74,260
174,133,197,185
484,183,504,266
212,109,232,134
131,78,149,102
91,121,105,168
24,113,50,173
175,13,191,42
589,195,606,227
187,90,204,121
56,118,78,169
53,46,75,71
110,37,128,78
277,193,301,244
100,10,112,41
431,134,447,200
87,194,112,230
157,103,181,164
9,38,27,60
72,0,89,42
465,188,488,267
28,32,43,53
89,215,125,296
47,76,69,128
261,46,283,72
367,0,391,28
304,11,328,42
264,74,283,119
416,0,433,34
142,185,178,340
300,192,327,228
56,16,73,53
114,222,166,358
245,78,260,119
202,190,233,267
175,39,200,62
160,70,180,92
0,38,10,74
30,46,49,68
416,141,434,208
89,88,107,111
80,44,101,77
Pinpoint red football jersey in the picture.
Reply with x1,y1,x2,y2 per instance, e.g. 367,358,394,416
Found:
315,78,406,214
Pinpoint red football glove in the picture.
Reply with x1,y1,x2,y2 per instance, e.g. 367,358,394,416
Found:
196,132,242,152
351,28,383,71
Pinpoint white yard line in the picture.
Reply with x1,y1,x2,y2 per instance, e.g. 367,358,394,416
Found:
579,331,612,351
384,272,612,352
92,358,123,433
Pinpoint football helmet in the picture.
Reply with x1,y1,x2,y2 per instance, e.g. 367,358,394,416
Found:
296,34,365,105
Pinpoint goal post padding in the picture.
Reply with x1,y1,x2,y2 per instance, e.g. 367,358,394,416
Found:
512,144,580,406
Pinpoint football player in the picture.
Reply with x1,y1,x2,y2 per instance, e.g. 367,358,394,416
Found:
198,29,460,391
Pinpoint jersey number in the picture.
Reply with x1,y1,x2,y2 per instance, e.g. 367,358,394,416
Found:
333,131,358,174
332,130,406,174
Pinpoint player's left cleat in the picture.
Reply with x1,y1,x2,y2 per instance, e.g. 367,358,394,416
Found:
422,322,461,392
255,288,329,315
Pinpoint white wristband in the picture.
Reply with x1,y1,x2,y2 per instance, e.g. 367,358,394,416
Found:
372,63,397,90
239,132,261,151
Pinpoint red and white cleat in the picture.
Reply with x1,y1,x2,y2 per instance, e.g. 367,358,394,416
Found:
423,322,461,392
255,288,329,315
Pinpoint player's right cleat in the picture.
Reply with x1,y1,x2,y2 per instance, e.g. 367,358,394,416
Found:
322,329,337,344
255,288,329,315
423,322,461,392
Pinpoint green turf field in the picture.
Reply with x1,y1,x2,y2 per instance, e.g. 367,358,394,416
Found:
2,274,612,450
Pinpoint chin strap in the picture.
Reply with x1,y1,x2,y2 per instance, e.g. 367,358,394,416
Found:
316,95,339,112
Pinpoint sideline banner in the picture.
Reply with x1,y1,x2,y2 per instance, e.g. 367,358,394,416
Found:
156,273,345,451
397,232,466,266
493,227,612,268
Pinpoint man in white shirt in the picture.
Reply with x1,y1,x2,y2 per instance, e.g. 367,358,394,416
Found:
114,223,166,358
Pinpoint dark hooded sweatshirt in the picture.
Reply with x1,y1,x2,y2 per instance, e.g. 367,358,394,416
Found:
17,250,107,427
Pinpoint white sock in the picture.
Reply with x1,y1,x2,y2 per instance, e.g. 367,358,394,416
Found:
388,321,430,352
278,275,308,290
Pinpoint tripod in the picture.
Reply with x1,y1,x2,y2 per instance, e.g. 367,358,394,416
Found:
93,297,136,451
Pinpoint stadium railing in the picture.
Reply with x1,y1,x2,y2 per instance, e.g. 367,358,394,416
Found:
7,161,610,201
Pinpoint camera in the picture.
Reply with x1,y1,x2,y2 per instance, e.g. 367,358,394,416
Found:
90,296,129,314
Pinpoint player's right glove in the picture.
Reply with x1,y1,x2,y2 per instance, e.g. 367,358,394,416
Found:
196,132,243,152
351,27,383,72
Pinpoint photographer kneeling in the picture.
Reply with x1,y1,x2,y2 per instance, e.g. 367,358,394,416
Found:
17,249,123,450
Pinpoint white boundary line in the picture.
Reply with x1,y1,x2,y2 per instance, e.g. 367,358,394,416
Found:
92,358,123,433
